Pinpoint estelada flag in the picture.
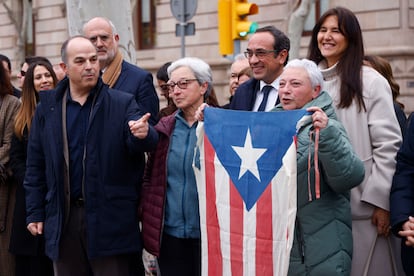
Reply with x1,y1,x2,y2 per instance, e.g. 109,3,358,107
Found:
193,107,308,276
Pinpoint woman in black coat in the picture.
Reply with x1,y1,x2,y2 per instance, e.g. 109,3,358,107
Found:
9,59,57,276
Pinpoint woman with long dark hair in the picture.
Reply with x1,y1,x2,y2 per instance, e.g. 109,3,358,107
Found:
308,7,403,276
9,59,57,276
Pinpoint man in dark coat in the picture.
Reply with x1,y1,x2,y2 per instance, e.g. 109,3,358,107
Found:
229,26,289,111
390,113,414,275
24,35,158,276
82,17,159,125
83,16,160,275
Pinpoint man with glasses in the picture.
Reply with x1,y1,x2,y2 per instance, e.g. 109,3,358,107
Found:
83,17,159,126
229,26,290,111
222,53,250,109
83,17,160,275
156,61,177,118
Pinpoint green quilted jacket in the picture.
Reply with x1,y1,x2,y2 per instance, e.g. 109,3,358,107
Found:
273,91,365,276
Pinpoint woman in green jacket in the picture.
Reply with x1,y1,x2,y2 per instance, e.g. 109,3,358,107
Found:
273,59,365,275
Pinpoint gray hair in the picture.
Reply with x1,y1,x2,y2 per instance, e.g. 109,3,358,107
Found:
233,53,247,62
167,57,213,96
107,19,117,34
285,58,324,90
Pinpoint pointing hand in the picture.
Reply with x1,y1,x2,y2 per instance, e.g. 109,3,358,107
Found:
129,113,151,139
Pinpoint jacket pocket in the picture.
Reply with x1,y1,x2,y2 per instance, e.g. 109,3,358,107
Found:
295,216,305,264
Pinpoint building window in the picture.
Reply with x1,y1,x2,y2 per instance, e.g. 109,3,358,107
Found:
133,0,156,49
303,0,329,35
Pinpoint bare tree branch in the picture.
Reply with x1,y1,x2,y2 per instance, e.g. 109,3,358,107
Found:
1,0,27,69
1,1,18,30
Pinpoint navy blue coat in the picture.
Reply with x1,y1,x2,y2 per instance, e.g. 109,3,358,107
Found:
390,113,414,275
229,78,260,111
112,60,159,125
24,77,158,260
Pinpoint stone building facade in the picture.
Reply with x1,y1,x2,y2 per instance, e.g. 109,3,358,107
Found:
1,0,413,112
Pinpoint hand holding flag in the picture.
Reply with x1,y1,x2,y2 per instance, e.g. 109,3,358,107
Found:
307,106,328,129
195,103,209,122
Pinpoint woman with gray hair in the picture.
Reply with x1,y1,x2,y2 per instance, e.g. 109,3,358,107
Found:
140,57,216,276
273,58,364,275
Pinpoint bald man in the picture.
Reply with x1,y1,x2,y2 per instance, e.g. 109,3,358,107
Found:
83,17,159,125
24,36,158,276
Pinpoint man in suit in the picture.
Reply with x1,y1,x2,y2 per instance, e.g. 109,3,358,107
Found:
83,17,160,275
229,26,290,111
83,17,159,125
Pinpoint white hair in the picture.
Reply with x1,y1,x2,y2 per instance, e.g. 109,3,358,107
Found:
285,59,324,90
168,57,213,95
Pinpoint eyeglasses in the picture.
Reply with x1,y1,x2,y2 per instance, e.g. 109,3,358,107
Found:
166,79,198,90
20,70,26,77
160,84,170,93
244,49,278,59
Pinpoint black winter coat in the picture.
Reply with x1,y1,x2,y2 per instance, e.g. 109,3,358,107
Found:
390,113,414,275
24,78,158,260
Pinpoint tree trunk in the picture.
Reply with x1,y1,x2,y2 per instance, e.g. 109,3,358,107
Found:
65,0,136,63
1,0,28,68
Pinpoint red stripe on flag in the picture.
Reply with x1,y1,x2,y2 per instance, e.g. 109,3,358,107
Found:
230,179,244,275
256,183,274,275
204,135,223,276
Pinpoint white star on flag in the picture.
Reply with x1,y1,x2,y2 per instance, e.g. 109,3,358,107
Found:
232,128,267,181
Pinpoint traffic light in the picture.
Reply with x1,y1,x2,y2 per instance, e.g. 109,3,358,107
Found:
231,0,258,40
218,0,233,55
218,0,258,56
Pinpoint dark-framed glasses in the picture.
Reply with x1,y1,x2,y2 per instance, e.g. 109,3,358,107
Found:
166,79,198,90
244,49,278,59
159,84,170,93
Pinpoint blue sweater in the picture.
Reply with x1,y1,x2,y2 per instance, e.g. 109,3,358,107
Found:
164,111,200,239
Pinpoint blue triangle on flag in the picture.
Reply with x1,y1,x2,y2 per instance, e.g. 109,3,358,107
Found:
204,108,307,210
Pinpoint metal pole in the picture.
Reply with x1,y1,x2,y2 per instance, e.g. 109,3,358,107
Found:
234,40,241,56
180,0,186,57
181,22,186,57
